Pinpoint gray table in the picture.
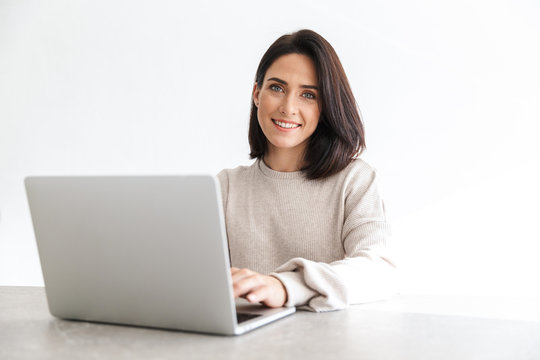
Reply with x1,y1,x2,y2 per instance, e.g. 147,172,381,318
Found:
1,287,539,359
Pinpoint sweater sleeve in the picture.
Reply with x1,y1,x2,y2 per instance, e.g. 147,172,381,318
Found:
270,166,399,312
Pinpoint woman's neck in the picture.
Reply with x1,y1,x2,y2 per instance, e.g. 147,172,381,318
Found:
263,144,305,172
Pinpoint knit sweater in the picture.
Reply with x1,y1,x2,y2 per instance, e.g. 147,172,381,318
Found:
217,158,398,312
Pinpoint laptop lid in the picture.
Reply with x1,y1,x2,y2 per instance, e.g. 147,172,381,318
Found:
25,175,294,335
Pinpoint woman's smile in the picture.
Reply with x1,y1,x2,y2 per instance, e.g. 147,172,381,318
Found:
272,118,301,131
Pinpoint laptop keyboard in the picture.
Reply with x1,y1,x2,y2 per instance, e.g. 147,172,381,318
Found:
236,312,262,324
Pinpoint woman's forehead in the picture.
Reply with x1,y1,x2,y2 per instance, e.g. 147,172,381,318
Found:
264,53,318,86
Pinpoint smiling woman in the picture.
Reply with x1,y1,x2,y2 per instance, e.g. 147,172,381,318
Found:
218,29,397,312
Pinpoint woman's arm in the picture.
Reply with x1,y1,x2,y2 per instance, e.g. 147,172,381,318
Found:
271,225,398,311
230,221,397,312
271,168,399,312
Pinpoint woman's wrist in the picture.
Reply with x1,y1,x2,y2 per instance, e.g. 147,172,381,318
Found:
269,275,288,306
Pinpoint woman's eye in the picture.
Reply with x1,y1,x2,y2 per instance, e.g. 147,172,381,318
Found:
303,92,316,100
270,84,284,92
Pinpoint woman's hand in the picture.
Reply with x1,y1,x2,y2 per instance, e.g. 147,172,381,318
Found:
230,267,288,308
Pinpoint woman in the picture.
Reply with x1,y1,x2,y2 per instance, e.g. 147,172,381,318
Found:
218,29,397,312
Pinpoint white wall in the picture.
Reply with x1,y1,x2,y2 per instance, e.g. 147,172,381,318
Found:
1,0,539,295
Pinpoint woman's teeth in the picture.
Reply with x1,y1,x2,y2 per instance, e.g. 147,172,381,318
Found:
273,119,300,129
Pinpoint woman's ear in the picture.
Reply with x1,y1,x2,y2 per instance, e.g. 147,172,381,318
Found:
252,83,260,107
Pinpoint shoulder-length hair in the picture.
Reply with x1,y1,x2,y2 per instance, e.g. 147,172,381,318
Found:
248,29,366,180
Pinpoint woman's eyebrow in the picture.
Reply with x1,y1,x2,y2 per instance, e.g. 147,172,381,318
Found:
267,77,318,90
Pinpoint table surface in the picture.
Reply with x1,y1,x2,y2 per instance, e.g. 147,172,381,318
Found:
1,286,540,360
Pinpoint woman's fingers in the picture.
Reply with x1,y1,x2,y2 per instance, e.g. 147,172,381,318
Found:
231,268,256,290
245,285,268,303
232,271,264,298
231,267,252,279
229,267,287,308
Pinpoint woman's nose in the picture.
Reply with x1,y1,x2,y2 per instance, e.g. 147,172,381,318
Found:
279,94,297,116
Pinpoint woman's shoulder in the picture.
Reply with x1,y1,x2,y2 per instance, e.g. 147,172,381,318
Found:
337,157,377,180
326,157,381,195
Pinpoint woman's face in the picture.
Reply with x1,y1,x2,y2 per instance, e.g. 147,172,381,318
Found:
253,53,321,157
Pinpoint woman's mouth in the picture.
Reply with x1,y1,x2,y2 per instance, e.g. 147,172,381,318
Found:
272,119,301,129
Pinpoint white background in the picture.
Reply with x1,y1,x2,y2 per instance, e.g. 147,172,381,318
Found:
1,0,539,296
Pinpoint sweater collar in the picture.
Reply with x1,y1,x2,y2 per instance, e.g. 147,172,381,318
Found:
257,159,306,180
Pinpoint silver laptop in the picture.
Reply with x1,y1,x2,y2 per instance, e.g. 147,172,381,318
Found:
25,175,295,335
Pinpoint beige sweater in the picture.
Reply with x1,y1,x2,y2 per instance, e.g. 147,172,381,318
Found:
217,159,398,312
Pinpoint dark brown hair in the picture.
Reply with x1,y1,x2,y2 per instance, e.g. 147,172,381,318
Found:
248,29,365,179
